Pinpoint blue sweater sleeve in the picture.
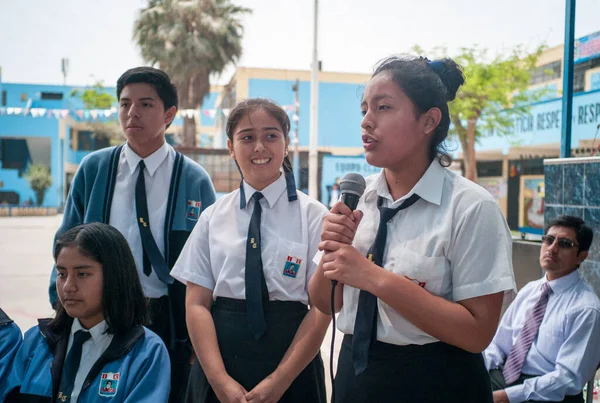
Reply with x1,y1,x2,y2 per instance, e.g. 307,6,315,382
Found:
122,332,171,402
3,326,41,401
0,322,22,401
49,161,87,307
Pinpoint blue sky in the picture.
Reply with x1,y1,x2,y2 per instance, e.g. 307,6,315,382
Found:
1,0,599,86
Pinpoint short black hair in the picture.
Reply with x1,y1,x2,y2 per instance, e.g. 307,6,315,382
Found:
371,55,465,167
51,223,148,334
117,66,178,111
545,215,594,252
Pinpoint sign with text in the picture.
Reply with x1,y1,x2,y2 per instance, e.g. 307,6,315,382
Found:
575,31,600,64
320,155,381,207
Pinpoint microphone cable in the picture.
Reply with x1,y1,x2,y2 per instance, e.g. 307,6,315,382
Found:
330,280,338,403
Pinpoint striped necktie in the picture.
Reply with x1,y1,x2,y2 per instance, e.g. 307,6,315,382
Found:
503,282,553,385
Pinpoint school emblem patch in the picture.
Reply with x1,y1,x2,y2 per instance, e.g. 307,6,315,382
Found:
186,200,201,221
98,372,120,397
283,256,302,278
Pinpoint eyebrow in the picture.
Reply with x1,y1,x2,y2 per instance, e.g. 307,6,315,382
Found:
236,126,283,134
119,97,155,102
361,94,395,106
56,265,94,270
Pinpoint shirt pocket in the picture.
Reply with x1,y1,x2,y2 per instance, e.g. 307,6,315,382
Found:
269,239,309,297
388,248,448,296
534,322,564,362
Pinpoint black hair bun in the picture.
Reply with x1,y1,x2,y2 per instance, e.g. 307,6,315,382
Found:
429,58,465,101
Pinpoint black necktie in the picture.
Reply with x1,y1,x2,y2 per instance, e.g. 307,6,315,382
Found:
57,330,91,403
352,193,420,375
135,160,173,285
246,192,269,340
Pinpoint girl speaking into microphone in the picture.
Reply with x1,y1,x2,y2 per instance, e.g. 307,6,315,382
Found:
309,55,516,403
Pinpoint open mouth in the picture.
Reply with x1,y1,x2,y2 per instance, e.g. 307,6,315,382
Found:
362,135,376,149
252,158,271,165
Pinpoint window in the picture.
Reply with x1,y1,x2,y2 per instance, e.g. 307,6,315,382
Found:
530,61,562,85
1,139,30,171
573,61,591,93
74,130,110,151
0,137,51,174
41,92,63,100
1,90,6,106
77,131,93,151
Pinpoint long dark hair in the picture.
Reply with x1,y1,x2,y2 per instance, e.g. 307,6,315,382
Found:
371,55,465,167
226,98,294,176
51,223,148,334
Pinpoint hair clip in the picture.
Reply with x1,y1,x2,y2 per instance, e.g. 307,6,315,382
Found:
428,60,445,74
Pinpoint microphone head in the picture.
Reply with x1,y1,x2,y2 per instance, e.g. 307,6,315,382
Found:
339,173,366,198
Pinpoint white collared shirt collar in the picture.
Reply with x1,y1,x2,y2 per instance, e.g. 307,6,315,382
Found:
241,172,287,210
544,269,581,295
124,141,170,177
366,159,444,207
70,318,110,344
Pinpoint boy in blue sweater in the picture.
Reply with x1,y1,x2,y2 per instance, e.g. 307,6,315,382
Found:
48,67,216,402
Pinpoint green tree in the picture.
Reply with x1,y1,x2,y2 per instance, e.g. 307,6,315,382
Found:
25,164,52,206
134,0,250,146
71,82,124,146
72,81,116,109
415,45,546,181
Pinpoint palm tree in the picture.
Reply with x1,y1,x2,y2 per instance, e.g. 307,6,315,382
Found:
134,0,250,146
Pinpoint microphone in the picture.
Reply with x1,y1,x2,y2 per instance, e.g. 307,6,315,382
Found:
331,173,366,287
339,173,367,211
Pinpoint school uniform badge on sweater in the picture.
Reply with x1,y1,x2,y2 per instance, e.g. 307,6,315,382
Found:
283,256,302,278
186,200,201,221
99,372,119,397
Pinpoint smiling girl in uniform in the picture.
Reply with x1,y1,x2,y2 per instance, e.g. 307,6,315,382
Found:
172,98,330,403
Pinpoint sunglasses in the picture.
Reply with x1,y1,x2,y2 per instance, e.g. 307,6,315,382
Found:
541,235,579,249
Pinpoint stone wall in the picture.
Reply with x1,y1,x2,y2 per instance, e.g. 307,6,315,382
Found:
544,157,600,295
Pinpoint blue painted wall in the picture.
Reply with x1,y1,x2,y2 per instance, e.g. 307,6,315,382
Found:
0,81,220,208
200,91,219,127
2,82,116,109
248,78,366,148
0,115,63,207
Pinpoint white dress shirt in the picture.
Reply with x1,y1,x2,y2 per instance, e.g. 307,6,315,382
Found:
109,142,174,298
171,173,328,305
484,270,600,402
336,160,516,346
68,319,114,402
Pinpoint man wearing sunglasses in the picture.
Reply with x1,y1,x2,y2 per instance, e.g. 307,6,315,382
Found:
484,215,600,403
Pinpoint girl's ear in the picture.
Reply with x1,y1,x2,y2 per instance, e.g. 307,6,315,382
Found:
423,107,442,136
